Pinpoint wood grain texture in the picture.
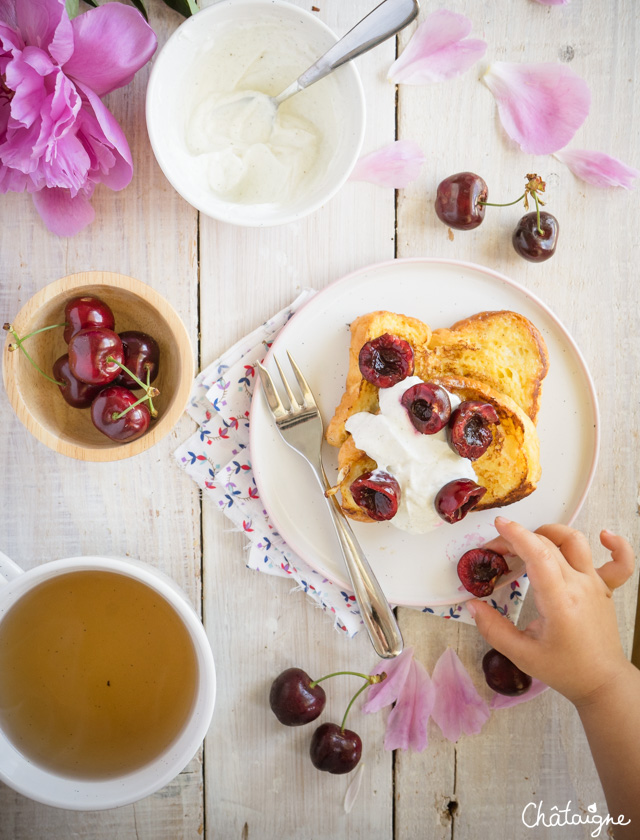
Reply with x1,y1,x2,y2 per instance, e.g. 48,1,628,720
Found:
0,0,638,838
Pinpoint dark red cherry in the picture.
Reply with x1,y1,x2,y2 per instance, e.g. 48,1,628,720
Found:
90,386,150,442
358,334,414,388
435,478,486,524
482,649,532,696
63,296,115,343
350,470,400,521
269,668,326,726
52,354,105,409
512,211,559,262
448,401,499,460
457,548,509,597
310,722,362,774
114,331,160,389
401,382,451,434
68,327,123,385
435,172,488,230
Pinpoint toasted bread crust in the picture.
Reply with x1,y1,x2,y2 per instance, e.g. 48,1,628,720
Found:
326,309,547,525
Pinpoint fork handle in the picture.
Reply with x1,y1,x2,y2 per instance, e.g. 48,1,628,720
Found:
313,465,403,659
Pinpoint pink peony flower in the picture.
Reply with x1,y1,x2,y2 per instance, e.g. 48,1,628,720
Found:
388,9,486,85
555,149,640,189
349,140,425,188
431,647,490,741
362,646,435,752
483,61,590,155
0,0,157,235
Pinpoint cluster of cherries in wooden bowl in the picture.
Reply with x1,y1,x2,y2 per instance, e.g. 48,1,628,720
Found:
7,295,160,443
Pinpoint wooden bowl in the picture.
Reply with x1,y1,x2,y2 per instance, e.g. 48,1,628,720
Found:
2,272,193,461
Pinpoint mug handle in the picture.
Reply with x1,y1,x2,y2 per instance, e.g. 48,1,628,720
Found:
0,551,23,584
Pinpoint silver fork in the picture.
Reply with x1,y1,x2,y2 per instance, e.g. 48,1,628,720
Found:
256,352,403,659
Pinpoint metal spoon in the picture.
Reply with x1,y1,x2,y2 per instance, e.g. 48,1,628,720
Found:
272,0,420,108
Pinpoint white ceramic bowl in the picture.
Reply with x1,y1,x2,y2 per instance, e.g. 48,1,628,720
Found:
146,0,365,227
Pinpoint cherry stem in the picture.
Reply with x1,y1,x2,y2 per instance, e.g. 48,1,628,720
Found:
146,366,156,418
309,670,387,733
341,680,377,733
106,355,159,418
533,191,543,235
310,670,377,687
112,392,151,421
478,192,526,208
3,323,65,386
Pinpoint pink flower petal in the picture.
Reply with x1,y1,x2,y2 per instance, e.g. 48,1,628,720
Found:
63,4,156,96
31,184,94,235
483,61,590,155
388,9,486,84
362,645,414,713
350,140,424,188
555,148,640,188
431,647,490,742
384,658,434,752
75,81,132,190
14,0,66,58
491,678,549,709
534,0,570,5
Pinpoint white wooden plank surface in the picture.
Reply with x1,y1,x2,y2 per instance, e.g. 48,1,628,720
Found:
0,0,638,839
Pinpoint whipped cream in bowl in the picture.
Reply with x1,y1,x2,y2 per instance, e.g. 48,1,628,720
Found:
146,0,365,226
345,377,479,534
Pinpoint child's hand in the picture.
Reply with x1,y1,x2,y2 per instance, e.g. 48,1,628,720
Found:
467,517,635,706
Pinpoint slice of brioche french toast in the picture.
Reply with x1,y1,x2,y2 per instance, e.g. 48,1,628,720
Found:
420,310,549,423
326,310,547,526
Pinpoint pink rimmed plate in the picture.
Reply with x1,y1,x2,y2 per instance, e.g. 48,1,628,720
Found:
249,259,599,607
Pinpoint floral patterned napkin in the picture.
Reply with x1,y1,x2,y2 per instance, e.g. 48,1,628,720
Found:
174,291,529,637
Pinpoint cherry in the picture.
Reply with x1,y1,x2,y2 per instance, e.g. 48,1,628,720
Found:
63,296,115,344
435,172,488,230
482,649,532,696
114,331,160,389
68,327,124,385
269,668,326,726
350,470,401,521
457,548,509,597
358,333,414,388
310,723,362,774
52,354,105,409
513,211,559,262
401,381,451,434
448,401,499,460
90,386,151,442
435,478,486,524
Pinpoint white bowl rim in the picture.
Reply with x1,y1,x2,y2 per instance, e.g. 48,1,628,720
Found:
146,0,366,227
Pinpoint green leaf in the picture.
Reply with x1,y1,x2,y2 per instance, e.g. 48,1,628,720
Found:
161,0,199,17
82,0,98,7
130,0,149,22
65,0,80,18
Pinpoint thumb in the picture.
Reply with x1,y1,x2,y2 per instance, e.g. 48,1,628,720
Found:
468,601,532,665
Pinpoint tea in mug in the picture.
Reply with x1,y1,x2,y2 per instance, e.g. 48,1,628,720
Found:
0,570,199,779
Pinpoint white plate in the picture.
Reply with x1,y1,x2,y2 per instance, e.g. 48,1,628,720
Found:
250,259,599,607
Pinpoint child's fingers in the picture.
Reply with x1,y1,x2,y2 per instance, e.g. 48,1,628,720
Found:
597,530,635,591
534,524,594,574
467,600,533,667
494,518,566,611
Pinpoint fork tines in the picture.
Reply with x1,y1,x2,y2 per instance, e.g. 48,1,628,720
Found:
256,352,317,414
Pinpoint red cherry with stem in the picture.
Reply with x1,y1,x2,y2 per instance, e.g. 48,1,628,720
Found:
269,668,326,726
310,723,362,774
457,548,509,597
114,331,160,389
53,354,105,409
63,296,115,343
68,327,123,385
435,478,486,524
482,649,532,696
90,386,150,442
513,211,559,262
435,172,488,230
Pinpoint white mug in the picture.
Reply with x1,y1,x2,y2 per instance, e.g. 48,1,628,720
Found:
0,551,215,810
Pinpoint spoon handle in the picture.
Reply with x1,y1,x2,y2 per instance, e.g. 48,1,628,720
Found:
297,0,419,91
